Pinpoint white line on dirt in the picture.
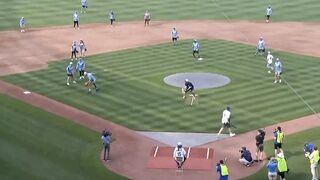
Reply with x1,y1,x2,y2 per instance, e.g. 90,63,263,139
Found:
187,147,191,158
153,146,159,157
206,148,210,159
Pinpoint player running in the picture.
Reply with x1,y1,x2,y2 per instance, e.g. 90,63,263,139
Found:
84,71,99,92
265,5,273,23
266,51,274,73
274,58,282,83
173,142,187,169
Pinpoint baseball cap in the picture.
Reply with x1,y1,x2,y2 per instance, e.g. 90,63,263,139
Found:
277,152,284,158
69,62,73,65
185,79,189,82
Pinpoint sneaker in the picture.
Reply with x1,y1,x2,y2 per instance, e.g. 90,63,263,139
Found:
230,133,236,137
67,83,70,86
73,81,77,84
268,70,271,73
274,81,277,83
279,79,282,83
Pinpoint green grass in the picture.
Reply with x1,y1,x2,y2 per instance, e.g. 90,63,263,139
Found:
1,0,320,30
245,127,320,180
2,40,320,133
0,93,126,180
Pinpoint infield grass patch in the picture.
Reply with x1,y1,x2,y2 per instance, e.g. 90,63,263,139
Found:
2,40,320,133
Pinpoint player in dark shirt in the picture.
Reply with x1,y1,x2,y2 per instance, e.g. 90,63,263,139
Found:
255,129,266,162
182,79,195,99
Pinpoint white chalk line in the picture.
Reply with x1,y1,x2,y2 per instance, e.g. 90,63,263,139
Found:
153,146,159,157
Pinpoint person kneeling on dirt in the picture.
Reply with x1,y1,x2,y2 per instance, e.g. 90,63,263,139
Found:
173,142,187,169
239,146,254,166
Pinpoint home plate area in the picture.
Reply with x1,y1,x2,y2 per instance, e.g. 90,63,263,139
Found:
146,146,214,170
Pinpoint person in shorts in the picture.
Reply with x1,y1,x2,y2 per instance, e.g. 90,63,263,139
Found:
255,129,266,162
267,157,277,180
81,0,87,13
171,27,179,45
19,17,26,32
73,11,79,29
217,106,235,137
265,5,272,23
66,62,77,86
192,39,200,59
144,10,151,26
79,40,87,57
274,126,284,156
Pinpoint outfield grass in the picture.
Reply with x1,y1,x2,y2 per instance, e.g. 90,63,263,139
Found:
0,93,126,180
245,127,320,180
1,0,320,30
2,40,320,133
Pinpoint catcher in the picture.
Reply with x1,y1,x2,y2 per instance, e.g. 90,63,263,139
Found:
84,72,99,92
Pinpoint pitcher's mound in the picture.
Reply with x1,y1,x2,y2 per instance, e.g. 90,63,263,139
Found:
164,72,230,89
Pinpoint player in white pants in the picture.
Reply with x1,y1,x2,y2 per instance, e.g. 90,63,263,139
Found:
266,51,274,73
173,142,187,169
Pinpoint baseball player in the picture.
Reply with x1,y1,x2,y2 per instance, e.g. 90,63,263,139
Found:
171,27,179,45
265,5,273,23
266,51,274,73
255,37,265,55
109,11,115,25
84,71,99,92
81,0,87,13
173,142,187,169
66,62,77,86
192,40,200,59
76,58,86,80
79,40,87,57
73,11,79,30
274,58,282,83
144,10,151,26
182,79,195,99
71,41,78,61
19,17,26,32
217,106,236,137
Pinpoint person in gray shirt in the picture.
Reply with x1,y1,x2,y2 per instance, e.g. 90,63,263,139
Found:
101,130,111,161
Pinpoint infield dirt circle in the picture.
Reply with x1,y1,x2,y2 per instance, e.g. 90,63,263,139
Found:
1,20,320,180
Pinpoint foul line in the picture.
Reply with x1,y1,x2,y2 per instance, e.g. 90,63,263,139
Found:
187,147,191,158
153,146,159,157
283,78,320,119
206,148,210,159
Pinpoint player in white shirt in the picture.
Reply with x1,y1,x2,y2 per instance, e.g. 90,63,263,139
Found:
265,5,272,23
255,37,265,55
266,51,274,73
73,11,80,30
173,142,187,168
192,40,200,59
217,107,235,137
81,0,87,13
274,58,282,83
171,27,179,45
144,10,151,26
19,17,26,32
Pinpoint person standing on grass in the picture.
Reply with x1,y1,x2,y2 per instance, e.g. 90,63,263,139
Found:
66,62,77,86
307,146,319,180
19,17,26,32
266,51,274,73
267,157,278,180
255,129,266,162
101,129,111,161
265,5,273,23
274,58,282,83
192,39,200,59
81,0,87,13
73,11,80,30
274,126,284,156
76,58,85,80
109,11,115,25
144,10,151,26
171,27,179,45
216,158,229,180
84,71,99,92
79,40,87,57
255,36,265,55
71,41,78,61
217,106,235,137
276,152,288,180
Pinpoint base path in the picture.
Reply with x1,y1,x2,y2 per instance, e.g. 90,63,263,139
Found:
1,20,320,179
1,20,320,75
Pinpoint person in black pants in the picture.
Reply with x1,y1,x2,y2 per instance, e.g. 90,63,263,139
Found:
255,129,266,162
101,129,111,161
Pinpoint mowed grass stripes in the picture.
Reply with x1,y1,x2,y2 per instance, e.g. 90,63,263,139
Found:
1,0,320,30
0,93,126,180
2,40,320,133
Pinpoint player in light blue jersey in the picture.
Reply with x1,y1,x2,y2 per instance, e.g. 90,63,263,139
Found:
76,58,86,80
255,37,265,55
274,58,282,83
81,0,87,13
171,27,179,45
19,17,26,32
79,40,87,57
192,40,200,59
71,41,78,61
266,5,272,23
66,62,77,85
84,71,99,92
73,11,79,30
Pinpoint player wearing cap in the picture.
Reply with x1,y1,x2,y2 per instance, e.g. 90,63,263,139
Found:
266,51,274,73
274,58,282,83
266,5,273,23
182,79,195,99
84,71,99,92
255,37,265,55
217,106,235,137
192,40,200,59
19,17,26,32
173,142,187,169
66,62,77,86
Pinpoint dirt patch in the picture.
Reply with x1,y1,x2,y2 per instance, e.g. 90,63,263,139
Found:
1,20,320,179
1,21,320,76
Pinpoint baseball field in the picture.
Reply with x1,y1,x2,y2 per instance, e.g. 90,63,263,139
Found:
1,0,320,179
